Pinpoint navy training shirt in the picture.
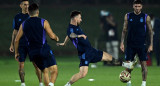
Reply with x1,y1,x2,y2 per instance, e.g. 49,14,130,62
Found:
127,12,148,48
22,17,47,50
67,24,92,55
13,13,29,46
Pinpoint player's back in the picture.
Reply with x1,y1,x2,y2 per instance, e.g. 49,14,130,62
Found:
127,12,148,48
22,17,46,50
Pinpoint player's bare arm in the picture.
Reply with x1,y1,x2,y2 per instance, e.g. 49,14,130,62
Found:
120,14,128,52
14,24,23,61
9,29,18,52
146,15,153,52
70,33,87,39
57,36,69,46
44,20,59,42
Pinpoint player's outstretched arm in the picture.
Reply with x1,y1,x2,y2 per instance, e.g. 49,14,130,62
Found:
120,14,128,52
57,36,69,46
9,29,18,52
44,20,59,42
146,15,153,52
14,24,23,61
70,33,87,39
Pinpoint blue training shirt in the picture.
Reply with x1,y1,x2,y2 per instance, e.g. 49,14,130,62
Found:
22,17,47,51
127,12,148,48
67,24,92,55
13,13,29,46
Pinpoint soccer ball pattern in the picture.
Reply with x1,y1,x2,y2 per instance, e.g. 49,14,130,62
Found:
119,70,131,83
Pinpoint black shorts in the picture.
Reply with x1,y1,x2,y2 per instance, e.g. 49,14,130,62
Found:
79,48,103,67
29,44,57,71
18,46,29,62
125,46,148,61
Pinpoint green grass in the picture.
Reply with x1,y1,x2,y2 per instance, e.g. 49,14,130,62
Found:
0,56,160,86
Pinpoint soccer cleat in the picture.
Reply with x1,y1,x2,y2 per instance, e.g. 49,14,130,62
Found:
122,58,138,69
122,61,134,69
21,83,26,86
39,82,43,86
126,83,132,86
48,82,54,86
141,84,146,86
64,82,71,86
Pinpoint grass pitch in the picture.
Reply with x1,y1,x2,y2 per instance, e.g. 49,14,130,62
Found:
0,56,160,86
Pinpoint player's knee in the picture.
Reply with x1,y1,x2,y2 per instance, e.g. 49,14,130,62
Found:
79,72,87,78
43,68,49,74
19,69,25,75
141,66,147,73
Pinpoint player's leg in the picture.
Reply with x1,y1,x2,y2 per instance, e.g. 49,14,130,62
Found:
19,62,25,85
65,66,88,86
32,62,43,86
101,51,112,61
138,47,148,86
48,65,58,85
122,47,136,86
140,61,147,86
18,46,28,86
42,68,50,86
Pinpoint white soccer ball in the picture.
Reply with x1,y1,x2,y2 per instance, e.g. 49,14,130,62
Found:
119,70,131,83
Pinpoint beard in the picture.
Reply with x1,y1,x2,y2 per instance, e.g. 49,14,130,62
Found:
77,22,81,26
135,10,141,14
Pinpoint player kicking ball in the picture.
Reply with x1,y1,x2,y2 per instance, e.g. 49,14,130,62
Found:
57,10,112,86
120,0,153,86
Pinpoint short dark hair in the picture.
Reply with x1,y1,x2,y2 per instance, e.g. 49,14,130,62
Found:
28,3,39,16
20,0,29,4
133,0,143,5
70,10,81,18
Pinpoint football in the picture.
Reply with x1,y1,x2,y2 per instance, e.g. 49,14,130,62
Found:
119,70,131,83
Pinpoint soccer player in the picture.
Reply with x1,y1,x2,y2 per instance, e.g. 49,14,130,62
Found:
120,0,153,86
9,0,43,86
15,3,59,86
57,10,112,86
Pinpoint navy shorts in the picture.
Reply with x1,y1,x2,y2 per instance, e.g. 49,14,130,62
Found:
125,46,148,61
79,48,103,67
29,44,57,71
18,46,29,62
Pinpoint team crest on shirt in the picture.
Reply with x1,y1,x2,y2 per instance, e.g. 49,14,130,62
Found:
140,17,143,22
19,19,22,22
70,28,74,33
130,19,133,22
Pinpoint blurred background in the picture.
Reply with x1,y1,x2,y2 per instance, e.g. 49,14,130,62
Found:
0,0,160,61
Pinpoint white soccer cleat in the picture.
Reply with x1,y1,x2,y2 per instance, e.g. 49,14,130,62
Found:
21,83,26,86
141,84,146,86
64,82,71,86
122,61,134,69
39,82,43,86
48,82,54,86
122,58,138,69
